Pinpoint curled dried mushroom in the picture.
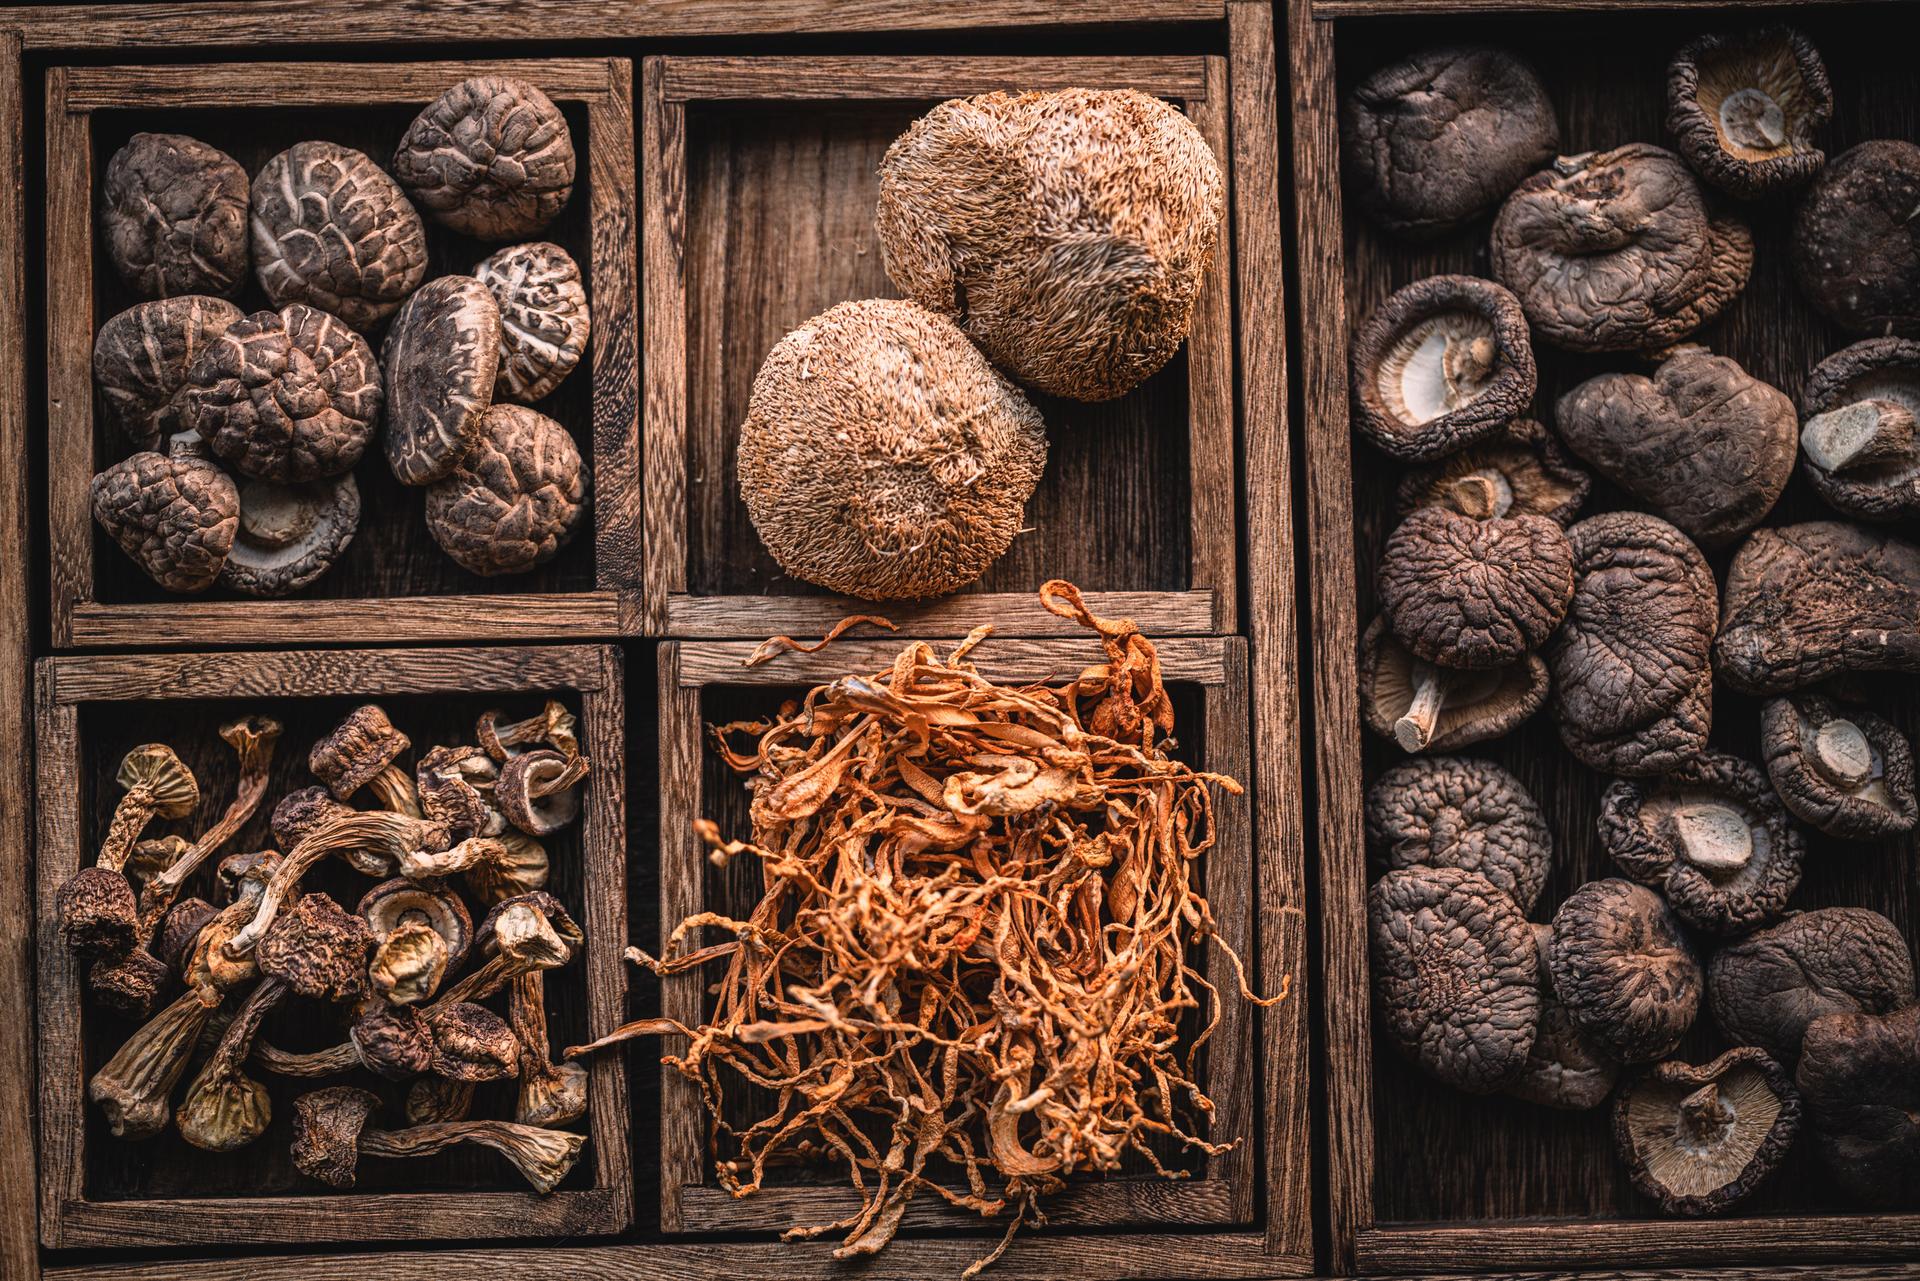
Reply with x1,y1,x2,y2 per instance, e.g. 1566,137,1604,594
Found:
93,297,245,449
1378,506,1573,670
1795,1004,1920,1203
425,404,587,577
1665,27,1831,199
1798,338,1920,522
1613,1047,1799,1216
102,132,249,299
1366,756,1550,913
252,141,428,330
1548,878,1702,1065
384,274,502,487
1360,615,1547,754
292,1084,583,1193
91,432,239,593
1509,923,1620,1111
475,241,589,404
220,473,359,598
1793,140,1920,336
394,76,576,241
1395,418,1589,526
1710,909,1916,1062
1760,694,1917,840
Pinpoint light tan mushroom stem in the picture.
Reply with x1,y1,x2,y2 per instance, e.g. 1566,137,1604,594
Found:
1448,472,1506,521
223,812,448,958
432,902,568,1007
1719,88,1786,150
511,968,586,1126
360,1119,584,1194
142,716,282,919
1678,1081,1733,1146
1395,661,1451,752
253,1038,362,1078
1668,802,1754,873
1801,400,1917,473
1812,718,1875,788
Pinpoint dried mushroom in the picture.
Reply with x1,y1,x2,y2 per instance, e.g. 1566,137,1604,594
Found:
254,892,373,1002
1666,27,1831,199
310,705,420,815
415,745,502,839
1360,615,1548,753
57,744,198,958
174,976,281,1151
476,702,576,761
254,1000,435,1081
393,76,576,241
1350,275,1536,463
1549,512,1716,776
383,274,502,487
1555,346,1796,548
877,87,1221,402
1798,338,1920,522
1509,923,1620,1111
424,404,586,576
219,474,358,597
1395,418,1589,526
1491,144,1753,352
102,132,249,299
1760,694,1917,840
1598,751,1803,937
1710,909,1916,1062
292,1084,583,1193
1378,506,1573,670
358,878,473,976
252,141,429,330
221,811,449,958
1793,140,1920,336
93,296,245,449
1548,879,1702,1065
736,298,1047,600
474,241,589,403
1614,1047,1799,1216
1795,1004,1920,1203
91,433,239,593
496,748,587,836
1365,756,1551,913
1340,45,1558,238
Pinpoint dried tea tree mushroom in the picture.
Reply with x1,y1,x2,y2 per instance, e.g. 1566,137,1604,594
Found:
476,701,576,761
736,298,1047,600
292,1084,585,1193
310,705,420,816
1396,418,1590,526
253,999,435,1081
1350,275,1536,463
496,748,588,836
1614,1046,1800,1216
1365,756,1551,913
1793,140,1920,336
174,975,282,1151
1760,694,1917,839
219,473,359,597
1492,144,1753,353
91,432,239,593
511,967,585,1127
154,897,217,977
1549,512,1716,776
468,832,548,905
1549,879,1703,1064
101,132,249,298
1598,751,1804,937
255,892,374,1003
1798,338,1920,522
1666,27,1832,200
433,892,581,1009
1378,506,1573,669
1711,909,1916,1061
1510,923,1620,1111
424,1000,525,1083
269,785,350,850
251,141,428,330
1368,866,1540,1093
416,745,503,839
93,296,245,449
56,744,199,958
1795,1004,1920,1203
406,1075,475,1125
222,811,450,958
1556,346,1796,548
1360,616,1548,753
358,877,473,1004
1339,45,1558,237
383,274,502,487
393,76,576,241
474,241,589,403
1716,521,1920,693
424,404,586,575
877,87,1221,402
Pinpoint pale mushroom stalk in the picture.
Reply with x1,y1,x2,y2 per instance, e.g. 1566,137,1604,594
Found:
1803,400,1916,473
292,1084,583,1194
222,812,449,959
141,716,282,920
430,898,570,1007
399,835,548,902
477,700,578,761
253,1038,361,1078
1396,661,1451,752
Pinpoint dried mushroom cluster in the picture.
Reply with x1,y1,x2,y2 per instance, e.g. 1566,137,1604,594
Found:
1349,28,1920,1215
55,702,593,1193
88,76,590,597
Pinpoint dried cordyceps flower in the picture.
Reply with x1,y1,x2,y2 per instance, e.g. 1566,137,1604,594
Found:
570,581,1280,1276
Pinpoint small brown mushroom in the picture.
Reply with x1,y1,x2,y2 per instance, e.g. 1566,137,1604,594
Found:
358,878,473,1006
91,431,239,593
1377,506,1573,670
510,968,584,1127
269,785,352,850
393,77,576,241
252,141,428,330
101,133,249,299
1548,879,1702,1064
220,474,359,597
1508,923,1620,1111
423,1000,524,1083
1665,27,1831,199
292,1084,584,1192
174,976,282,1151
93,296,246,448
1793,140,1920,336
383,274,502,488
1360,616,1548,754
496,748,588,837
310,705,421,816
1614,1047,1800,1215
1797,338,1920,522
1795,1004,1920,1203
474,241,590,403
254,999,435,1081
1365,756,1550,914
424,404,587,575
432,892,581,1009
416,744,503,839
1760,694,1917,839
476,701,577,761
1395,418,1590,526
254,892,373,1003
57,744,199,958
1710,909,1916,1062
153,897,217,977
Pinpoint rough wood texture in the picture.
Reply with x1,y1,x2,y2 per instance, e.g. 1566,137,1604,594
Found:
665,590,1218,640
660,55,1210,101
1313,0,1895,14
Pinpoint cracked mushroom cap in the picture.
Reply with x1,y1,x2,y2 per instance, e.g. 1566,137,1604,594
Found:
1509,922,1621,1111
269,786,351,850
1793,140,1920,336
1556,346,1796,548
1549,878,1702,1064
425,1000,523,1082
310,705,410,801
155,896,218,975
393,76,576,241
57,867,140,958
1369,866,1540,1093
1395,417,1590,526
1614,1046,1800,1216
291,1085,379,1188
1340,45,1558,238
357,878,473,972
1798,338,1920,523
1666,27,1832,200
91,433,239,593
93,296,246,449
1378,506,1574,670
1711,909,1916,1061
102,132,249,299
1350,275,1537,463
877,87,1222,403
1796,1003,1920,1203
1365,756,1551,913
424,403,585,576
256,892,374,1002
736,298,1047,600
474,241,589,403
1492,144,1753,353
252,141,428,331
1598,750,1804,937
383,274,503,487
1760,694,1917,840
219,473,359,597
1360,615,1548,754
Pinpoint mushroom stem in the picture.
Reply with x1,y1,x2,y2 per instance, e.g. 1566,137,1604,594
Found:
1802,400,1917,473
222,812,449,959
360,1119,585,1194
528,753,589,799
1812,718,1876,788
176,976,285,1151
367,764,423,818
1678,1081,1733,1148
98,787,163,874
89,983,224,1139
478,701,578,761
1395,662,1450,753
253,1038,362,1078
142,716,282,921
1668,803,1754,873
431,901,567,1007
511,969,586,1127
1448,472,1505,521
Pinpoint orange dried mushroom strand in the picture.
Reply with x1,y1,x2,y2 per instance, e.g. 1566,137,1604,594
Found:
570,581,1280,1276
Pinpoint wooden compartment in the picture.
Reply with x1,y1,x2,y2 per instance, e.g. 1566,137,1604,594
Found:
1286,0,1920,1271
32,645,631,1248
45,58,640,650
640,54,1238,640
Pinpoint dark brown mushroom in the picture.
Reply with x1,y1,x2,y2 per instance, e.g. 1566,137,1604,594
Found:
154,896,217,976
1614,1047,1800,1215
496,748,588,837
393,77,576,241
474,241,590,403
292,1083,584,1192
415,744,502,839
253,999,435,1082
101,133,249,299
1548,879,1703,1064
383,274,502,487
1710,909,1916,1062
1365,756,1550,913
476,701,577,761
423,1000,523,1083
1360,615,1548,754
310,705,420,816
1509,922,1620,1111
93,296,246,449
424,404,587,575
269,785,352,850
219,473,359,597
91,431,239,592
57,744,199,958
254,892,373,1002
1760,694,1917,839
1797,338,1920,522
252,141,428,330
1395,418,1590,526
1793,140,1920,336
1665,27,1831,199
1795,1004,1920,1203
1378,506,1573,670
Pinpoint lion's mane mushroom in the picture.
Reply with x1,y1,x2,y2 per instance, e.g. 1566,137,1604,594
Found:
293,1084,585,1193
1339,45,1558,238
102,133,250,299
1598,751,1804,937
1510,923,1620,1111
1378,506,1573,670
1350,276,1536,463
1365,757,1551,913
358,878,473,1006
1614,1046,1800,1216
1798,338,1920,522
1549,512,1716,776
1711,909,1916,1062
1549,879,1703,1064
311,705,420,816
424,404,586,576
383,274,502,487
219,473,359,597
877,87,1221,403
93,297,245,449
1396,418,1590,526
736,298,1047,601
1360,616,1548,754
1716,521,1920,693
474,242,589,403
1368,866,1540,1093
1492,144,1753,353
1555,346,1796,548
91,432,239,593
1666,27,1832,200
1793,140,1920,336
1796,1004,1920,1203
57,744,198,958
496,748,587,837
1760,694,1917,839
393,77,576,241
251,141,428,330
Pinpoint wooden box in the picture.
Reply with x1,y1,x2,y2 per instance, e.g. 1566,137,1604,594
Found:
1286,0,1920,1271
32,644,632,1248
44,58,640,650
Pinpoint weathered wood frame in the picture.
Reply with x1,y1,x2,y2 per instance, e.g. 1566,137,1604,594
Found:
43,58,640,650
640,54,1240,640
32,645,633,1249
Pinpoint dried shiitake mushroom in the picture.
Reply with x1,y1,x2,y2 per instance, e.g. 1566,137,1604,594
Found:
1793,140,1920,336
1798,338,1920,522
252,141,429,331
1360,616,1548,754
424,404,587,577
1548,878,1702,1065
220,474,359,598
1395,418,1590,526
91,432,239,593
1509,923,1620,1111
877,87,1222,402
1378,506,1573,670
1613,1047,1800,1216
1340,45,1558,238
1492,144,1753,352
1666,27,1831,199
394,76,576,241
1366,756,1550,913
102,132,249,299
1350,275,1536,463
1760,694,1918,840
384,274,502,487
474,241,589,404
93,296,245,449
1710,909,1916,1062
1795,1004,1920,1203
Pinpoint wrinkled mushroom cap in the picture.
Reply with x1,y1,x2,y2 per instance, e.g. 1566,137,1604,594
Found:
93,296,246,448
91,438,239,593
291,1085,379,1188
89,945,173,1018
1614,1046,1800,1215
468,831,548,904
496,748,586,836
383,274,503,487
102,132,250,298
1666,27,1832,199
269,785,352,849
351,1000,437,1079
425,1000,522,1082
1711,909,1916,1061
1378,507,1573,669
155,896,218,975
57,866,140,958
1548,879,1702,1064
481,890,583,958
1509,922,1621,1111
220,473,359,597
357,877,474,971
416,744,502,839
256,892,374,1001
1395,417,1590,526
369,920,450,1007
393,76,576,241
1795,1003,1920,1203
1360,616,1548,753
1760,694,1918,839
424,404,586,576
1365,756,1551,913
474,241,589,403
1793,140,1920,336
119,743,200,817
1798,338,1920,522
251,141,428,330
310,705,411,801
